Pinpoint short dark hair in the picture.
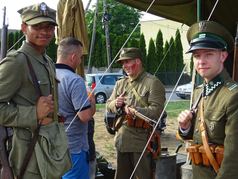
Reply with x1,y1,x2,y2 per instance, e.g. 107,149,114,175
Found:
57,37,83,58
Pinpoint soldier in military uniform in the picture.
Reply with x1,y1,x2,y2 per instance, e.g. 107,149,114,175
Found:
178,20,238,179
107,48,166,179
0,3,71,179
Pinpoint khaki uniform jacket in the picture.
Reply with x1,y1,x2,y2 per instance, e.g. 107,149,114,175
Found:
0,42,71,179
56,0,89,55
179,69,238,179
107,71,166,152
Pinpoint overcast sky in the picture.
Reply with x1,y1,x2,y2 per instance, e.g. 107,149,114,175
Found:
0,0,161,30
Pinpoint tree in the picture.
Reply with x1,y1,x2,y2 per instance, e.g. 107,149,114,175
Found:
139,33,147,68
7,32,14,50
146,38,156,74
85,0,141,68
175,29,184,73
46,37,58,62
155,30,164,74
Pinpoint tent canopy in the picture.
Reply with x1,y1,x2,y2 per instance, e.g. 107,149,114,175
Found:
116,0,238,37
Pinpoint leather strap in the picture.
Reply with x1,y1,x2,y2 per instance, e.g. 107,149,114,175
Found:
17,52,42,179
200,97,219,173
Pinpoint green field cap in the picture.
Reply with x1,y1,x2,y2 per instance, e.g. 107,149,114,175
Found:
116,48,142,62
18,2,57,26
187,21,234,53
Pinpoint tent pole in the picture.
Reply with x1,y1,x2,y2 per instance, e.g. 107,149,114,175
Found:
87,0,99,74
103,0,112,73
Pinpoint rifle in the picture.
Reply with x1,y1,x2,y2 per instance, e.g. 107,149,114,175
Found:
0,7,14,179
0,127,13,179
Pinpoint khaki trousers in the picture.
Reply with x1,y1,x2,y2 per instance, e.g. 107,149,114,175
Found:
114,151,153,179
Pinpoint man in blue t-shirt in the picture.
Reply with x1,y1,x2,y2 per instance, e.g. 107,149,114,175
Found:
56,37,95,179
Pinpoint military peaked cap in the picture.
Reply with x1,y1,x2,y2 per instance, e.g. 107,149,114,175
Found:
187,20,234,53
18,2,57,26
116,48,142,62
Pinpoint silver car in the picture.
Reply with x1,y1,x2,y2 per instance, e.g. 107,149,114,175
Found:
85,73,123,103
175,82,192,99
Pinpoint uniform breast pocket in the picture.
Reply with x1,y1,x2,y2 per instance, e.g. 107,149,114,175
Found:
205,110,226,141
138,89,149,106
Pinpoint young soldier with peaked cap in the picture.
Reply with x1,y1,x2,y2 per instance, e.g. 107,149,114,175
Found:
107,48,166,179
0,2,71,179
177,20,238,179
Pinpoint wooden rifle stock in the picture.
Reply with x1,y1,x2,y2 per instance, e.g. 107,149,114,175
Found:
0,126,14,179
233,23,238,82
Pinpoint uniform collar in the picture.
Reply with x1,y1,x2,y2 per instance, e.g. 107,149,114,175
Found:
19,41,46,56
19,41,48,64
55,63,75,73
128,70,145,82
203,69,229,96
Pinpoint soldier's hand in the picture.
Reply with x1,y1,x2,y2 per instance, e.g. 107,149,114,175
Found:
177,110,193,130
36,95,54,121
125,106,135,115
39,117,53,125
115,92,126,108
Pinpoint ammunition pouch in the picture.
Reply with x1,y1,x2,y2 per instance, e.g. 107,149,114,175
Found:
126,114,151,129
187,144,224,167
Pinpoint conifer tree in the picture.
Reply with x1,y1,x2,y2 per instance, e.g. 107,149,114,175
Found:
155,30,164,74
147,38,156,74
175,29,184,73
139,33,147,67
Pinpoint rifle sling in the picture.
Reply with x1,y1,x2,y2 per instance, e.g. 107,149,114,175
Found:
17,53,42,179
200,97,219,173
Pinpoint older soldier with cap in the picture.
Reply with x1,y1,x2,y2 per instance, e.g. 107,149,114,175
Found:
177,20,238,179
0,2,71,179
107,47,166,179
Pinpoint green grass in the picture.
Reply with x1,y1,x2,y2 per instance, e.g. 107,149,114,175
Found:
165,100,190,119
97,100,190,118
96,103,106,110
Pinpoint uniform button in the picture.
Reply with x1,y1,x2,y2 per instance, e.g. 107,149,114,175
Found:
198,117,201,121
195,129,199,132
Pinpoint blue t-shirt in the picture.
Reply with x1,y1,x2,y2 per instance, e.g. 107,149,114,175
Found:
56,64,91,153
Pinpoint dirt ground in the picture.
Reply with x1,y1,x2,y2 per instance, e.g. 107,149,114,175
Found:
93,109,186,168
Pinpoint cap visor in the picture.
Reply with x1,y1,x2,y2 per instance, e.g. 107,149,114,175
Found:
26,17,57,26
116,57,131,63
186,42,225,53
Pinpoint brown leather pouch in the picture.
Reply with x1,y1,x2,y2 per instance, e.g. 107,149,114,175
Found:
215,146,224,167
187,144,202,165
126,115,150,129
199,145,216,167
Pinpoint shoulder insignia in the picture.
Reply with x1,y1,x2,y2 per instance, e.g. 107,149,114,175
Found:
226,82,238,91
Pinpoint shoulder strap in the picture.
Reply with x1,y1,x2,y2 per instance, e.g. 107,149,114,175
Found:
17,52,42,179
200,97,219,173
20,52,42,97
127,82,148,107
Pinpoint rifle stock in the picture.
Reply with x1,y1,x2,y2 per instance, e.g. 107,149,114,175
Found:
0,126,13,179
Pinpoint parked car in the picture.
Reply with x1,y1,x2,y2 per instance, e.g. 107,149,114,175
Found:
175,82,192,99
85,73,123,103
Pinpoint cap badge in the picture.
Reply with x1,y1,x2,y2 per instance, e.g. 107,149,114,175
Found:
121,49,126,56
199,21,207,31
40,2,48,16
